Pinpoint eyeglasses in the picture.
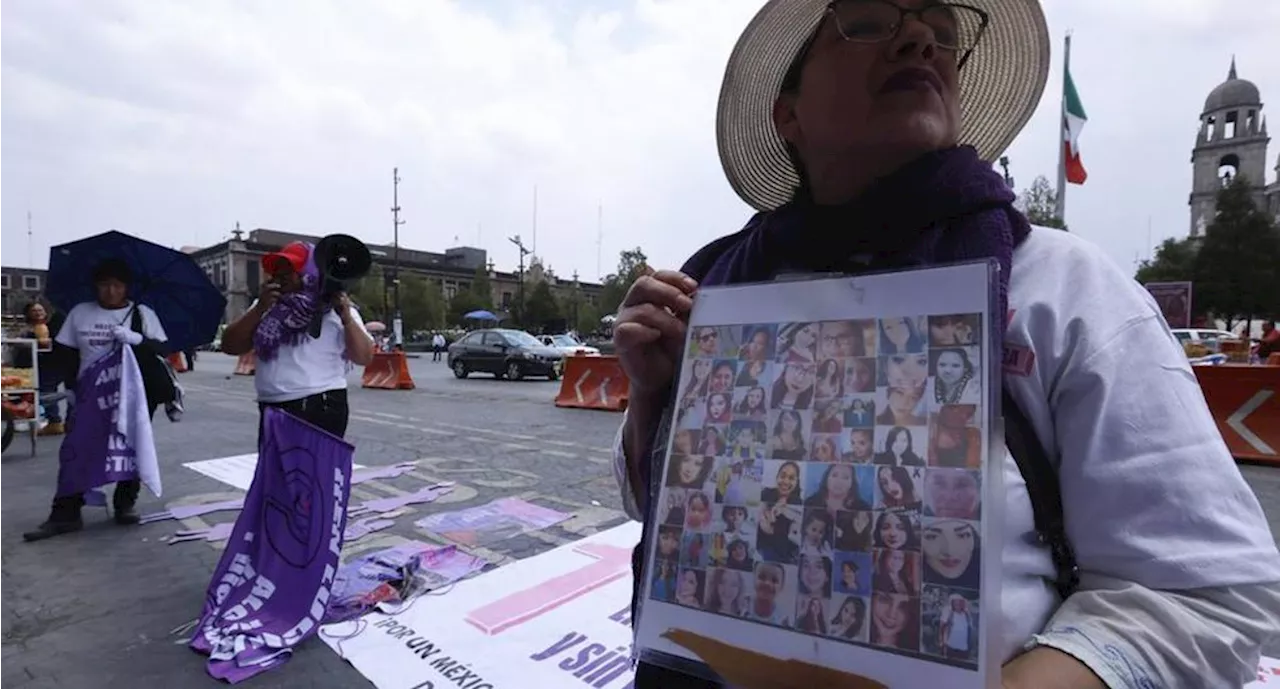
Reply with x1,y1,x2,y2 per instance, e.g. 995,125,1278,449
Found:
826,0,989,68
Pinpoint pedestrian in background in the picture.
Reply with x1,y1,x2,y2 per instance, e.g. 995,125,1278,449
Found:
221,241,374,442
14,301,67,436
432,331,446,362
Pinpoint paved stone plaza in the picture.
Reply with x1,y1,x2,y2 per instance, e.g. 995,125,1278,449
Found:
2,354,1278,688
1,354,629,688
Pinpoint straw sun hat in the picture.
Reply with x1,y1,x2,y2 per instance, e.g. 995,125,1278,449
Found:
716,0,1051,211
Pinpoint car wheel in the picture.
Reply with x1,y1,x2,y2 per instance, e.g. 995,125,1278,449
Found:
452,360,469,379
506,361,524,381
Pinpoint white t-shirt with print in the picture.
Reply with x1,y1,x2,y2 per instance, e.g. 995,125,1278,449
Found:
613,226,1280,667
996,227,1279,662
55,301,168,378
251,301,371,404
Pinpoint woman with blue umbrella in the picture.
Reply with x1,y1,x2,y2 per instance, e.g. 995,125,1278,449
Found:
23,258,170,541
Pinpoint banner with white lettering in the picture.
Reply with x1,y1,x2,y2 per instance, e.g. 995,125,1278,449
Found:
56,345,161,498
190,407,354,683
322,522,642,689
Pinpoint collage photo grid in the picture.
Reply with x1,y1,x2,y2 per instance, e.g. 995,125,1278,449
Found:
647,315,987,669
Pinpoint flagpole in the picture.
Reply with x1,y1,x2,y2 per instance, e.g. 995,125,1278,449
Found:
1054,31,1071,223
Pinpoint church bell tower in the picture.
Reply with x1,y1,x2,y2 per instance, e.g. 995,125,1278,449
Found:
1189,59,1269,237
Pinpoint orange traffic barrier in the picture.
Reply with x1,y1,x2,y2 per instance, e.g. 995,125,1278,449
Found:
554,354,629,412
234,352,256,376
1195,364,1280,466
362,351,415,390
167,352,188,373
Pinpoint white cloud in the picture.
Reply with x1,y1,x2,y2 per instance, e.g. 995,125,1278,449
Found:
3,0,1278,284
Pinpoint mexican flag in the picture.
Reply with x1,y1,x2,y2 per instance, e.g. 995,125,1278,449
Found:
1062,62,1088,185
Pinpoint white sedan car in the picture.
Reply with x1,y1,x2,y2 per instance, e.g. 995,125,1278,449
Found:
538,334,600,357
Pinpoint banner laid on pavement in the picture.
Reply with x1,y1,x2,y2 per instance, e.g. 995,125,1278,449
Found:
415,497,572,547
321,521,642,689
56,345,161,498
321,513,1280,689
189,407,354,683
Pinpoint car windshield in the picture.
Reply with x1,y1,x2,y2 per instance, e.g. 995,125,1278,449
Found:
551,335,580,347
502,331,542,347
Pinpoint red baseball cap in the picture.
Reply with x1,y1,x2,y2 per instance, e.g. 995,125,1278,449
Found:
262,242,309,274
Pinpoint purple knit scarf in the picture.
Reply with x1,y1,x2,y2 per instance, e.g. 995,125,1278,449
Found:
252,244,322,362
691,146,1029,324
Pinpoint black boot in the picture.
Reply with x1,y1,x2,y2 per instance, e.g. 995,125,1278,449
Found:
23,496,84,542
113,479,141,525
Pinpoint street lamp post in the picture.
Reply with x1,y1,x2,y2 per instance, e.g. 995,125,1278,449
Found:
391,167,405,345
572,270,580,334
508,235,530,326
998,156,1015,190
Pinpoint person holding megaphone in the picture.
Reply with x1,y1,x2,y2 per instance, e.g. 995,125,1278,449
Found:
222,239,374,442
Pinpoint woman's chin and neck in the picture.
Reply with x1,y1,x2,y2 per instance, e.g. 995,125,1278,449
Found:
798,136,957,207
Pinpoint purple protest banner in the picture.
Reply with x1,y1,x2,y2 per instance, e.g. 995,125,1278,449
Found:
189,407,354,683
56,345,161,498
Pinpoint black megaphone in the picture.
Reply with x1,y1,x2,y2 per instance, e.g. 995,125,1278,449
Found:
309,233,372,338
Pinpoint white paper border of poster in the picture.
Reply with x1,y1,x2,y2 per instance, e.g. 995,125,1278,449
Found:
633,261,1005,689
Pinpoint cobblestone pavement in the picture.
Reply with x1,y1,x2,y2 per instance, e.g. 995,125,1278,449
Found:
3,353,1278,688
2,354,628,688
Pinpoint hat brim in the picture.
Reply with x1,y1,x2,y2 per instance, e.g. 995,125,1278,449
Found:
716,0,1051,212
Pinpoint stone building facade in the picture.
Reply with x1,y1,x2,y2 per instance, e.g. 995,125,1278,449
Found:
186,227,602,325
0,267,49,318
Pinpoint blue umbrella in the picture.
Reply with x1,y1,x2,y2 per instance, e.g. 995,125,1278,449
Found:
46,230,227,352
463,310,498,321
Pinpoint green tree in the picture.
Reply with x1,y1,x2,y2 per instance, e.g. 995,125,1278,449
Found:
599,247,650,315
447,291,490,326
1192,175,1280,327
469,264,494,308
562,285,601,334
398,273,446,332
348,264,388,323
523,280,562,333
1135,237,1197,284
1016,175,1068,230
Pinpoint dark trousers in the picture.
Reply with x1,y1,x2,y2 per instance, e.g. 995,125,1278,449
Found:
257,388,350,447
432,345,442,361
39,379,63,423
50,403,158,517
184,349,196,371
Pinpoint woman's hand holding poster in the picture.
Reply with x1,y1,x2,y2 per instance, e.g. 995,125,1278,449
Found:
633,262,1000,688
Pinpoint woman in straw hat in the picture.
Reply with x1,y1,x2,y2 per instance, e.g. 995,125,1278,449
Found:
612,0,1280,686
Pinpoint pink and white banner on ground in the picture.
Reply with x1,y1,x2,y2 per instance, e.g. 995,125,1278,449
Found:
320,519,1279,689
321,522,640,689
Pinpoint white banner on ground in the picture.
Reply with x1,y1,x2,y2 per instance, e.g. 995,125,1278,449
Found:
322,521,641,689
319,518,1280,689
184,453,363,491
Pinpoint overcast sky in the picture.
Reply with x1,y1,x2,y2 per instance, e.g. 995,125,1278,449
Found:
3,0,1278,281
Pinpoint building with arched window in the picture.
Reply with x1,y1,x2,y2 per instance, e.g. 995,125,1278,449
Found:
1189,59,1280,236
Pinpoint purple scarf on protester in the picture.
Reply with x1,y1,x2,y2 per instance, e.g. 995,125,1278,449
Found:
693,146,1029,321
252,243,322,362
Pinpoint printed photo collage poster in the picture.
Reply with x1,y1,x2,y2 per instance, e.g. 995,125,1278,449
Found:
634,262,1003,688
